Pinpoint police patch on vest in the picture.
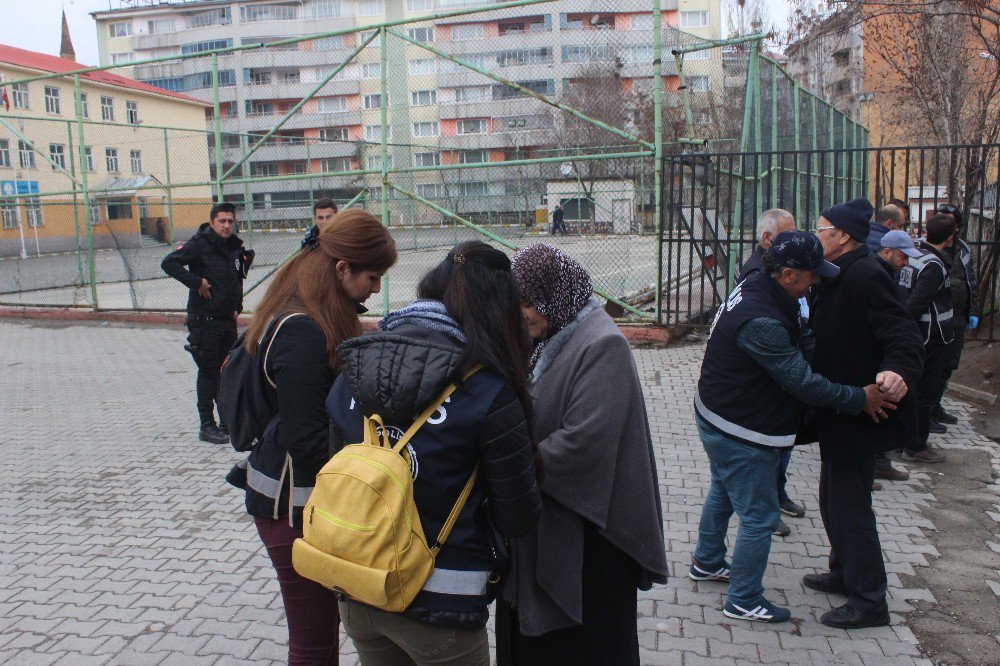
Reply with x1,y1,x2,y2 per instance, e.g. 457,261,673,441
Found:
374,424,419,479
898,266,914,289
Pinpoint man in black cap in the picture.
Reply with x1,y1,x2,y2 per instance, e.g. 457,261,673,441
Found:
898,213,956,464
692,230,896,625
162,202,254,443
806,198,924,629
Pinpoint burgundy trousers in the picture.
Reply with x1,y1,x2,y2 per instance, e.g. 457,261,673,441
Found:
255,516,340,665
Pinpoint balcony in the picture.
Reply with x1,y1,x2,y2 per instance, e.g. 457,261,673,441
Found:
439,96,542,120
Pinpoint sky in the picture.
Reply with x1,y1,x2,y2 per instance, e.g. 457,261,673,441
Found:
4,0,795,65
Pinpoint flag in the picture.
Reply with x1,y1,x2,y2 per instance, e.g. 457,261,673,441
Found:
1,86,9,112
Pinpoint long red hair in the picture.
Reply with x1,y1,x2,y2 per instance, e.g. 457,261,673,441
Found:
246,209,397,370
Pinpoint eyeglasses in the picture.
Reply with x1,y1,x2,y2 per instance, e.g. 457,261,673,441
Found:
815,225,836,233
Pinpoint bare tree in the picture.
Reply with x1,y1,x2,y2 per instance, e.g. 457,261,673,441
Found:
724,0,774,40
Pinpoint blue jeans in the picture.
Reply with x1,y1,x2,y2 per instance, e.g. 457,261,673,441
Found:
776,448,792,503
694,415,781,607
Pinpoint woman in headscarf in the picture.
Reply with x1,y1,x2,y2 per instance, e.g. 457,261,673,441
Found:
497,244,669,666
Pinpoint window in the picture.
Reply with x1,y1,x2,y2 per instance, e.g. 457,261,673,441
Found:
12,83,29,110
685,49,708,61
407,27,434,43
187,8,231,28
441,53,487,72
364,125,391,141
493,79,554,99
49,144,66,170
240,4,297,22
459,181,487,196
562,45,611,63
126,101,139,125
455,86,488,102
458,149,487,164
412,121,439,137
42,86,61,114
105,148,119,172
111,53,135,65
362,62,381,79
358,0,385,16
457,119,487,135
681,11,709,28
250,162,279,177
181,39,233,55
416,183,443,198
498,47,553,67
130,149,143,174
408,58,436,75
451,24,483,41
18,141,35,169
407,0,433,10
367,155,393,169
290,161,308,174
631,14,653,30
2,204,17,229
84,146,94,171
688,76,710,93
314,35,346,51
0,140,9,168
108,22,132,38
106,199,132,220
80,93,89,118
833,49,850,67
320,157,351,172
410,89,436,106
319,127,348,142
24,198,43,228
311,1,342,18
101,96,114,121
363,93,384,110
317,97,348,112
148,18,175,34
246,100,274,115
413,152,440,167
622,45,654,65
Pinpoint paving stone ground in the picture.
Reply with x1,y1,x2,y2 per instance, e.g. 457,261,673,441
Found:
1,318,998,665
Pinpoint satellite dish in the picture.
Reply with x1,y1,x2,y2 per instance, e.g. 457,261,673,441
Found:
559,162,573,176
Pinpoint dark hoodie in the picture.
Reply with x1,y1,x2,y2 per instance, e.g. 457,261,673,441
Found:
161,222,246,316
327,322,541,629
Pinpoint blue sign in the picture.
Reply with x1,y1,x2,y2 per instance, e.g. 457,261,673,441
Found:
0,180,39,196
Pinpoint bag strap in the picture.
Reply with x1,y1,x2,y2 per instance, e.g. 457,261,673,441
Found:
390,364,483,454
263,312,306,389
430,466,478,555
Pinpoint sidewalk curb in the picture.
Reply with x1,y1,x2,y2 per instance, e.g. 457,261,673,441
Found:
0,306,680,345
947,381,998,405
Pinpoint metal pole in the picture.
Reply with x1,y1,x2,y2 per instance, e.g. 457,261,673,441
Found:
811,94,819,220
67,120,84,285
752,43,763,225
306,140,314,206
211,53,223,204
74,74,98,308
242,133,253,248
793,85,802,224
162,127,174,243
379,26,390,315
653,0,665,323
770,61,778,205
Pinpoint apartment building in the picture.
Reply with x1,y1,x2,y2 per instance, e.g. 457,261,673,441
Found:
92,0,721,225
0,44,211,257
784,8,864,123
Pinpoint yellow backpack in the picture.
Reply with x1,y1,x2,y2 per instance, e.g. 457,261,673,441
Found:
291,372,479,612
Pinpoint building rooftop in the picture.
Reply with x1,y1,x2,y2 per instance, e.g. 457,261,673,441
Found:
0,44,207,106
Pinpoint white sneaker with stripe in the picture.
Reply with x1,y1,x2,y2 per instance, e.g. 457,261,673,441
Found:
723,599,791,623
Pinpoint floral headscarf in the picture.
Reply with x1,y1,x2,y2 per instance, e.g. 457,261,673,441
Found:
511,244,593,366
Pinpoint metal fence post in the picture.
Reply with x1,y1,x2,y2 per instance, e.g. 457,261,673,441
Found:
652,0,665,324
66,120,84,286
73,74,98,309
379,25,391,316
162,127,174,243
211,53,223,204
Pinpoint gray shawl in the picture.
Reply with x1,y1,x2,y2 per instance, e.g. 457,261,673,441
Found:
504,305,669,636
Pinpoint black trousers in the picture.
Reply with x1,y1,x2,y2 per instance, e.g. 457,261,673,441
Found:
818,454,887,612
186,314,238,426
912,339,950,451
496,523,640,666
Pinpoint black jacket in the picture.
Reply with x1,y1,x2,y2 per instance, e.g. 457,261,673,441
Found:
161,223,246,317
809,245,925,460
737,244,765,282
328,324,541,628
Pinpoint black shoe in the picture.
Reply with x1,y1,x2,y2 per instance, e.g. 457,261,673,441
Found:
219,422,230,435
802,572,848,596
773,519,791,537
199,424,229,444
927,418,947,434
820,602,890,629
931,405,958,425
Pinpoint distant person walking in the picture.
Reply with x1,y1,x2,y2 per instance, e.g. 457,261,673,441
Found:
161,202,254,444
551,204,567,236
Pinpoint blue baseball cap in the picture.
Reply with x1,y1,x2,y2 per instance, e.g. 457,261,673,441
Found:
880,230,922,258
768,230,840,278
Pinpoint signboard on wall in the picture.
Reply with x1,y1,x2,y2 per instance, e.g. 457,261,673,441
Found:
1,180,40,196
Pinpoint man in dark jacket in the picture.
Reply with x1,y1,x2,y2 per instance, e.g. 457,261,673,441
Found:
865,204,907,254
551,204,567,235
693,230,894,624
299,197,338,249
898,214,956,464
806,198,924,629
161,202,253,443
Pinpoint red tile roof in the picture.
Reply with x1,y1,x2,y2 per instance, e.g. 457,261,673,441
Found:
0,44,208,106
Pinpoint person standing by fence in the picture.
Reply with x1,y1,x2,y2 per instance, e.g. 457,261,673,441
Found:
550,204,567,236
161,202,254,444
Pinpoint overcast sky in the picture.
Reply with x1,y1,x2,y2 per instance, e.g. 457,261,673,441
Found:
5,0,794,65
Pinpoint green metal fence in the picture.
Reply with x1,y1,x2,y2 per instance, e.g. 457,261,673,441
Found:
0,0,864,321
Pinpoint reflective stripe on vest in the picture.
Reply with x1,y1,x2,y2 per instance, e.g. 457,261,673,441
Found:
247,462,313,507
695,392,795,448
421,568,492,596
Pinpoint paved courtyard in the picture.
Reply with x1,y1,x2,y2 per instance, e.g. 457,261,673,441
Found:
2,318,999,665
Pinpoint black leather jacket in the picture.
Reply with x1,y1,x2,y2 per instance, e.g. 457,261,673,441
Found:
161,223,246,317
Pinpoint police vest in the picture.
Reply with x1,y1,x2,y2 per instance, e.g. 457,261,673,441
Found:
897,247,954,344
695,273,802,449
328,370,506,613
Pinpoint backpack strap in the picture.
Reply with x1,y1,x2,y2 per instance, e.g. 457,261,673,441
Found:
390,365,484,455
430,466,479,555
263,312,306,389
